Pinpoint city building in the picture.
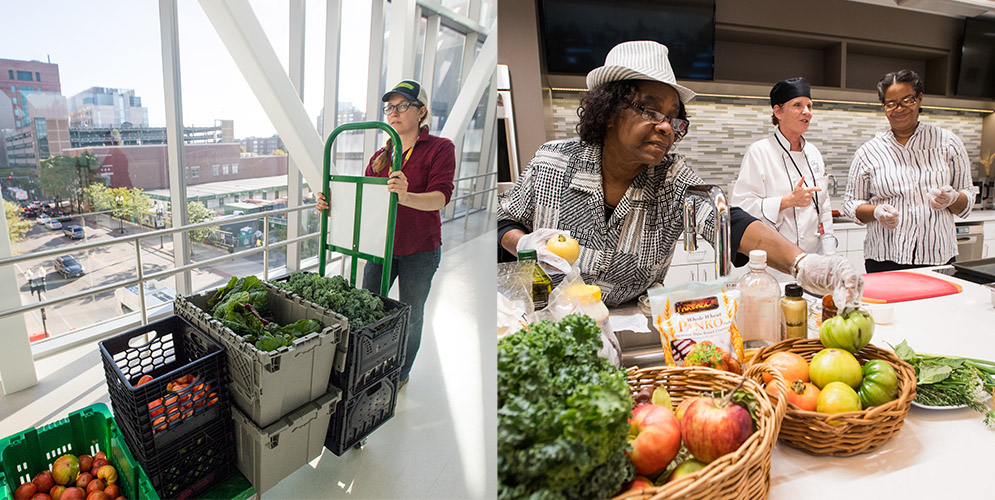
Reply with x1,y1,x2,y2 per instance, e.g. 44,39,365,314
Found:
0,58,62,130
67,87,149,128
63,142,287,191
239,134,282,155
3,93,70,170
68,119,234,148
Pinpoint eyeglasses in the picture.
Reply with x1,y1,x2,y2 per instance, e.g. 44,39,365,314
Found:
883,94,919,111
629,102,689,141
383,101,422,115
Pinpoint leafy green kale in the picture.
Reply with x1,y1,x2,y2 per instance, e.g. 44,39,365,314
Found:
270,272,386,328
498,314,633,500
206,275,324,352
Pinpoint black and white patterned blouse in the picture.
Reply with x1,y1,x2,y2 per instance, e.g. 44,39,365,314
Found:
498,138,754,307
842,122,973,265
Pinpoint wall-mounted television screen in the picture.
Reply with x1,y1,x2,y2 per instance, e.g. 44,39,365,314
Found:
957,17,995,98
537,0,716,80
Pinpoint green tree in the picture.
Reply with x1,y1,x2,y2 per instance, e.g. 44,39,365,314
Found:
4,200,32,245
84,183,114,212
124,188,153,225
187,201,217,241
38,156,77,210
73,152,102,213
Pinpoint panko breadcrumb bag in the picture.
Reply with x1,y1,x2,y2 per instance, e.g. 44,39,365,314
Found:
647,278,745,368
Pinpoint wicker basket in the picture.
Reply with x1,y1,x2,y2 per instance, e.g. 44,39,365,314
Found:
750,338,916,456
611,364,787,500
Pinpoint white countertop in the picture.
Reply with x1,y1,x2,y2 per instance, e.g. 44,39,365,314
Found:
833,207,995,230
769,268,995,499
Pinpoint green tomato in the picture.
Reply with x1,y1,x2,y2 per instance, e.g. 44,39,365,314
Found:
809,348,863,389
819,309,874,353
817,381,862,414
857,359,899,409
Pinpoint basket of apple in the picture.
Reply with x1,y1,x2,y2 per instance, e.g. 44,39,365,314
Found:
749,308,916,456
611,363,788,500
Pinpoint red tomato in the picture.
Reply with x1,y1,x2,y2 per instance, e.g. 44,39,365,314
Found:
762,351,810,384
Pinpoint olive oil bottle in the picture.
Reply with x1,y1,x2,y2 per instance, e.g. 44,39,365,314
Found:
518,249,551,310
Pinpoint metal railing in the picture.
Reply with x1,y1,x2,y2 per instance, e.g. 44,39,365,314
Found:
0,204,325,328
444,170,497,230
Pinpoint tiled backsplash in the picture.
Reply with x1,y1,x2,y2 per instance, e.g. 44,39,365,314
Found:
548,91,987,195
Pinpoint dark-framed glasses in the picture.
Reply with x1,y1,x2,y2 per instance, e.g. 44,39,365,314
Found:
883,94,919,111
630,101,690,141
383,101,422,115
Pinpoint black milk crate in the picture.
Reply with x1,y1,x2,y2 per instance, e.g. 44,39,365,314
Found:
98,314,231,467
324,368,401,456
174,283,347,428
269,272,411,394
142,414,237,500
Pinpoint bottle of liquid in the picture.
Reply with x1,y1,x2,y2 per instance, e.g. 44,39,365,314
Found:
518,249,551,310
781,283,808,340
737,250,782,348
568,283,620,366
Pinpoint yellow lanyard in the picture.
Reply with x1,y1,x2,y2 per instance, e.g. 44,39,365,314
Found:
400,145,415,170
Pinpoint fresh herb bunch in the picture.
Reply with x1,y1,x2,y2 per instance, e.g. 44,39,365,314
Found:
271,272,386,328
498,314,633,500
894,340,995,428
207,276,322,352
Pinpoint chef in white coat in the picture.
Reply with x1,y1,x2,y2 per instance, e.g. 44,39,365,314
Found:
731,77,835,263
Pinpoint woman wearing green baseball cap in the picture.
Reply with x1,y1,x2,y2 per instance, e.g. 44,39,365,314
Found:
319,79,456,388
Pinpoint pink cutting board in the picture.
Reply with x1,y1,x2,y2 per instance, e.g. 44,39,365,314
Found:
861,271,962,304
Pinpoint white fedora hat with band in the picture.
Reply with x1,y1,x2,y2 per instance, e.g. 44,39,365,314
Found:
586,40,696,104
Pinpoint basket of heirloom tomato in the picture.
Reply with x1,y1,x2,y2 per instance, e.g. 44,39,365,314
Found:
749,302,916,456
611,362,787,500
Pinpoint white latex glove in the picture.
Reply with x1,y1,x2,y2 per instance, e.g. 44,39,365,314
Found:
516,228,572,274
928,185,958,210
795,254,865,309
872,204,900,229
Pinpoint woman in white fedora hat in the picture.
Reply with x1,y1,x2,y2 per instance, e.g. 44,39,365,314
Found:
498,40,864,309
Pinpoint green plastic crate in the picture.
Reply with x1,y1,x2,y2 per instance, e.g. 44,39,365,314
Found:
0,403,155,500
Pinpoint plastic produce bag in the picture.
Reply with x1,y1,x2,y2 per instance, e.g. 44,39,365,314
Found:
497,261,534,340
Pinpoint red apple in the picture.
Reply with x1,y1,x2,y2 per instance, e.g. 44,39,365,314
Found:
30,493,52,500
626,403,681,476
57,488,85,500
675,396,698,422
49,485,66,500
621,476,655,495
680,396,753,463
14,482,37,500
33,471,55,494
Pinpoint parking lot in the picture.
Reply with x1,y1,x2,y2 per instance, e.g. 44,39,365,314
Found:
13,212,293,341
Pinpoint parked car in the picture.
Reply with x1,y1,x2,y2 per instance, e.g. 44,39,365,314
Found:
36,213,51,225
54,255,85,278
45,220,62,230
63,225,85,239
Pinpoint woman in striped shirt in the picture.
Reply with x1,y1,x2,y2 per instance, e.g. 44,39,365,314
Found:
842,69,973,272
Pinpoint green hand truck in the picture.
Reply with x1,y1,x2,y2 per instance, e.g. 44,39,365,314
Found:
317,121,404,296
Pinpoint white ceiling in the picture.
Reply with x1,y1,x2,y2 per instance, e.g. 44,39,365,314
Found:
848,0,995,19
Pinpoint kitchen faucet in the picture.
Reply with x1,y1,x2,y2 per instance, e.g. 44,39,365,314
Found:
683,185,732,278
828,174,839,196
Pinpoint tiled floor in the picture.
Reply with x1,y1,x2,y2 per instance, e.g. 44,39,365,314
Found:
0,209,497,499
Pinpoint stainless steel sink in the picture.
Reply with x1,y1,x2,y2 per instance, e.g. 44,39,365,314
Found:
833,216,858,224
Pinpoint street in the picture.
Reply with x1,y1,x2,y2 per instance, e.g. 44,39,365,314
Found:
13,213,295,341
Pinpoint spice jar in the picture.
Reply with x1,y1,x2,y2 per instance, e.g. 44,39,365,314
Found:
781,283,808,339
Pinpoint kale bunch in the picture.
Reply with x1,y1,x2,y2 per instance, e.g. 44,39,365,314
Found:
498,314,633,500
270,272,386,328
